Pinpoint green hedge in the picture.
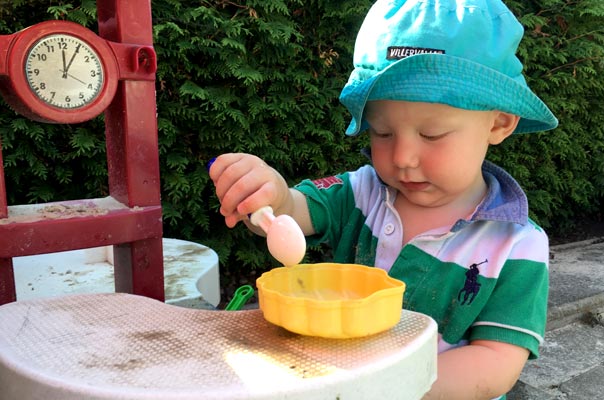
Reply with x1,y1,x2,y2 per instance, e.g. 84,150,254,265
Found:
489,0,604,231
1,1,603,295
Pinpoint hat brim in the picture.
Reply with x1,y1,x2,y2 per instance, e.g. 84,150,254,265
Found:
340,53,558,135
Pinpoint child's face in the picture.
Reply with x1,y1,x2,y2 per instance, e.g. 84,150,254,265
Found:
366,100,509,209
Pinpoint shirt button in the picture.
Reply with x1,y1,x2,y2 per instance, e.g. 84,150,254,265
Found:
384,223,395,235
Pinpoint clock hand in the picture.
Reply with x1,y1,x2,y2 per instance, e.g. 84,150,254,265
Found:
64,44,81,74
58,68,88,85
61,50,68,79
65,72,87,85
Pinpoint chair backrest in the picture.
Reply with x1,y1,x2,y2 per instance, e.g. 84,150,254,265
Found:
0,0,164,305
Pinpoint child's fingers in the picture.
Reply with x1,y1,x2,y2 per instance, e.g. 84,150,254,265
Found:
210,155,254,206
219,173,275,217
208,153,248,186
234,180,282,216
224,212,246,228
209,153,275,217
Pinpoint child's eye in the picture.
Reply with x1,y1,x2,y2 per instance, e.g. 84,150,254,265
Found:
420,131,451,141
369,129,392,139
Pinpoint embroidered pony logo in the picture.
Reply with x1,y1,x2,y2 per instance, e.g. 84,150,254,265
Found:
312,176,343,190
458,259,488,305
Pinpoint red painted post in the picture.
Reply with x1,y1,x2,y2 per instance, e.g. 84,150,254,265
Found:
0,141,16,304
0,141,7,218
97,0,165,301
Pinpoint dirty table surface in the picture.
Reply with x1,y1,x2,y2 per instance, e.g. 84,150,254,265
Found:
0,293,437,400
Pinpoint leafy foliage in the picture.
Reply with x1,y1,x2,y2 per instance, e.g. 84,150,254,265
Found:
490,0,604,232
150,0,372,284
0,0,603,296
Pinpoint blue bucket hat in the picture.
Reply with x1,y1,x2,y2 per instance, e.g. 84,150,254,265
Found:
339,0,558,135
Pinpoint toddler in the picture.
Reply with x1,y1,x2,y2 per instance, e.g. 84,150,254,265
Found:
209,0,558,398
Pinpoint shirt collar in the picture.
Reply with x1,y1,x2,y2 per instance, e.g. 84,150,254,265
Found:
454,160,528,230
375,157,529,230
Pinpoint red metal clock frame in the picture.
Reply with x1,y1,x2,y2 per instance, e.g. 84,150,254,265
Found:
0,19,156,124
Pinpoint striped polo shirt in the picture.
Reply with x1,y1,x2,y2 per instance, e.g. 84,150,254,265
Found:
295,161,548,360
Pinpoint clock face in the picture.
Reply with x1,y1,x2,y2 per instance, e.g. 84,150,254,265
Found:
25,34,104,109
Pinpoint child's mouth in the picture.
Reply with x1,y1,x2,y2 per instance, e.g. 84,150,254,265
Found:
400,181,430,191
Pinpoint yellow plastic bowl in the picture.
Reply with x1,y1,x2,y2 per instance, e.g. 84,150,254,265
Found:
256,263,406,338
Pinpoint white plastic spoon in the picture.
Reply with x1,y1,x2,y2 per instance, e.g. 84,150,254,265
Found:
250,206,306,266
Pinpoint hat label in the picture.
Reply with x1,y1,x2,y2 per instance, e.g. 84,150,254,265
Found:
386,46,445,60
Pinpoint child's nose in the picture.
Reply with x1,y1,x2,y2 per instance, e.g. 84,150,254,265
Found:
392,135,420,169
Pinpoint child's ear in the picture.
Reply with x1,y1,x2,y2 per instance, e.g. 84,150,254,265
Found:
489,112,520,145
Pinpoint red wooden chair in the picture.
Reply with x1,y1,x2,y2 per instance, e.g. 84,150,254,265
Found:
0,0,164,305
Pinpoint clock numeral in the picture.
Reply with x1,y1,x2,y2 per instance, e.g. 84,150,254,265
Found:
65,96,71,103
79,92,85,99
58,42,68,50
35,53,47,62
50,92,56,99
39,83,46,90
90,70,97,77
32,69,40,76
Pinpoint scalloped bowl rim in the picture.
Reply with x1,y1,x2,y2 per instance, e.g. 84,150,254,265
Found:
256,263,406,338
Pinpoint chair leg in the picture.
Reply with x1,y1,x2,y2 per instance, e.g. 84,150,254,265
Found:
0,258,16,305
113,238,165,302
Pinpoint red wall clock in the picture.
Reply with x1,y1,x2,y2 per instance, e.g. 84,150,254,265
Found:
0,20,155,124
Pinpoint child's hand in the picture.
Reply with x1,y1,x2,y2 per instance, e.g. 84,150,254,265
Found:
208,153,292,228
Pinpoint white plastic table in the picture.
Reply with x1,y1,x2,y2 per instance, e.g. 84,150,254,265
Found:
0,293,437,400
13,238,221,308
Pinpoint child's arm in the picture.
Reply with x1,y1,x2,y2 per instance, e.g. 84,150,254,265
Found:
423,340,529,399
208,153,314,235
